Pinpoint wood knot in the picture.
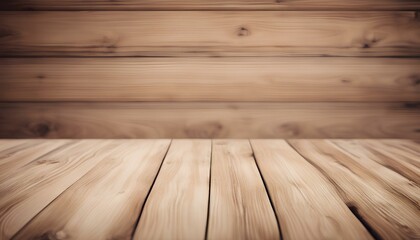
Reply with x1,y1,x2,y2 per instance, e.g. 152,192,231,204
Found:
409,75,420,86
28,122,53,137
404,102,419,109
362,43,370,49
278,123,300,137
237,26,250,37
0,28,16,38
360,37,380,49
101,36,119,51
185,122,223,138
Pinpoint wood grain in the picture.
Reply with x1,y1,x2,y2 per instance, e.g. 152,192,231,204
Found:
0,11,419,57
1,57,419,102
330,140,420,208
250,140,372,240
0,140,30,152
354,140,420,184
13,140,170,240
207,140,279,240
289,140,420,240
1,0,419,10
0,140,123,239
0,102,418,139
0,140,71,181
361,140,420,169
134,140,211,240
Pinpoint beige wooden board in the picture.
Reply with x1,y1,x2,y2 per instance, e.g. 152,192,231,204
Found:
362,140,420,168
0,140,122,239
207,140,279,239
250,140,372,240
1,0,419,10
1,57,419,102
289,140,420,240
13,140,170,240
0,11,419,57
134,140,211,240
330,140,420,207
0,102,419,139
0,140,30,152
0,139,72,182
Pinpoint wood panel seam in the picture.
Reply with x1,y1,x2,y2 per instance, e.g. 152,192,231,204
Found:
130,139,173,239
248,139,284,240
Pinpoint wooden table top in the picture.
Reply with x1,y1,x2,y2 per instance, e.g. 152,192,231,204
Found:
0,139,419,240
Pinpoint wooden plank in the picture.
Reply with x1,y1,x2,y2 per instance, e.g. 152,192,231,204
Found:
0,140,30,152
134,140,211,240
1,0,419,10
354,140,420,184
207,140,279,239
13,140,170,240
250,140,372,240
330,140,420,208
362,140,420,168
0,11,419,57
0,102,418,139
1,57,419,102
0,140,123,239
289,140,420,240
0,139,72,181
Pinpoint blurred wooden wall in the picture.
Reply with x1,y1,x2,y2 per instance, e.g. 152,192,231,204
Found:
0,1,419,138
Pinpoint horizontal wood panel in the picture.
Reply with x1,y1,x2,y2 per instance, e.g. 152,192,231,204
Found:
0,11,419,57
0,102,418,139
1,57,419,102
1,0,420,10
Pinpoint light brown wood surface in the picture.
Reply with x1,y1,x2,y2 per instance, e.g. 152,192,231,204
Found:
356,140,420,184
0,140,71,181
208,140,279,240
251,140,372,240
362,140,420,169
13,140,170,240
0,139,419,239
0,11,419,57
289,140,420,240
1,57,419,102
0,140,121,239
1,0,419,10
331,140,420,207
0,140,30,152
134,140,211,240
0,102,418,139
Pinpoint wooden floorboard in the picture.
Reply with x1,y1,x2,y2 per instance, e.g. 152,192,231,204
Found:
0,140,72,182
13,140,170,240
0,139,419,239
251,140,372,240
208,140,279,240
330,140,420,207
134,140,211,240
289,140,420,240
354,140,420,184
0,140,122,239
0,140,30,152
